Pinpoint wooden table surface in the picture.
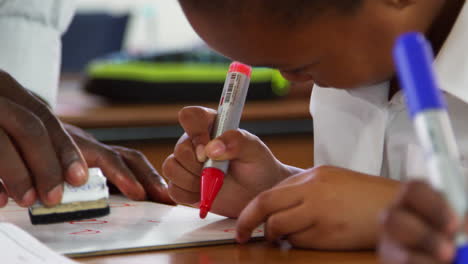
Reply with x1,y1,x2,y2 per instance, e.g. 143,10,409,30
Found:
78,241,378,264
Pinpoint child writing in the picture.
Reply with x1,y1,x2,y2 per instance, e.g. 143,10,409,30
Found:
162,0,468,253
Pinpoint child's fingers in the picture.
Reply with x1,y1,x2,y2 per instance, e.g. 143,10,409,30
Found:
178,106,217,146
264,203,314,243
382,206,455,262
206,129,269,163
174,135,204,175
162,154,201,193
236,186,303,244
167,182,199,205
399,181,455,233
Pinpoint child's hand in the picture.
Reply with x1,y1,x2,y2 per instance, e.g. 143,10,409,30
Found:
64,124,174,205
379,181,459,264
162,106,298,217
236,166,401,250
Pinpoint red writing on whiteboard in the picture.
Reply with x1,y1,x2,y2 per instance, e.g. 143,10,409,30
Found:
69,219,108,225
69,229,101,235
109,202,136,208
147,220,161,223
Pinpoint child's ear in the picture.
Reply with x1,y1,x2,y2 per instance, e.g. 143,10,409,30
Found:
382,0,416,9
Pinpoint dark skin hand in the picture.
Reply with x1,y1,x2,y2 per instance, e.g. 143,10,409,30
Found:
379,181,461,264
0,70,173,208
64,124,174,205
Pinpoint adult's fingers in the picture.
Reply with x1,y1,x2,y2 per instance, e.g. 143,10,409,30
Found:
71,136,146,201
0,72,88,187
0,129,36,207
236,185,303,243
398,181,456,234
0,98,63,206
31,103,88,187
381,206,455,262
178,106,216,147
113,146,175,205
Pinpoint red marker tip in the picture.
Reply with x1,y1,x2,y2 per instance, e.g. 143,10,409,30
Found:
199,206,209,219
199,167,225,219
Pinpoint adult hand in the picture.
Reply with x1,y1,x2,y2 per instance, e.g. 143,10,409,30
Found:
0,70,87,208
64,124,174,205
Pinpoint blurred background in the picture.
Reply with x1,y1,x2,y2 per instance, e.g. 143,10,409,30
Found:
62,0,203,73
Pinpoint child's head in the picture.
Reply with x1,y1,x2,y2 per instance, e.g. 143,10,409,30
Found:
179,0,444,88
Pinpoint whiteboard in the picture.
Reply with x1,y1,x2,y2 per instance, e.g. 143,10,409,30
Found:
0,195,264,257
0,223,77,264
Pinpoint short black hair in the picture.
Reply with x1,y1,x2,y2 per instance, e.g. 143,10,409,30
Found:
179,0,364,27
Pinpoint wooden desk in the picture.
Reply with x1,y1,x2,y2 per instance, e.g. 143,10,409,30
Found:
78,242,378,264
56,85,376,263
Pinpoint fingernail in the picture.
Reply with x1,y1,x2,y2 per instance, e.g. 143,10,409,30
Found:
67,162,88,186
20,188,36,207
207,140,226,158
196,145,207,162
47,184,63,205
439,239,455,262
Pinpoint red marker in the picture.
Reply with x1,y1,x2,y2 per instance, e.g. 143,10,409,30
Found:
199,62,252,219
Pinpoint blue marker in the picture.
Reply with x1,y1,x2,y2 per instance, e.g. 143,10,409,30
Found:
394,32,468,264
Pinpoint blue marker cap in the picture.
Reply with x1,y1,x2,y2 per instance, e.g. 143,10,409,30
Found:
455,245,468,264
393,32,446,118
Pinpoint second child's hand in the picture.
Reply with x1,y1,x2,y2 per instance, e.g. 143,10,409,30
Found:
236,166,401,250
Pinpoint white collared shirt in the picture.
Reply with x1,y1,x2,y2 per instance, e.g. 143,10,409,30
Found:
0,0,75,107
310,3,468,181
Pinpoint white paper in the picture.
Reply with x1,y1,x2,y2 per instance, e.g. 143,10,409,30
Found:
0,223,77,264
0,195,264,257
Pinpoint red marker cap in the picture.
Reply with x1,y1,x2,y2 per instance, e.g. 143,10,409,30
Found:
229,62,252,78
199,167,225,219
